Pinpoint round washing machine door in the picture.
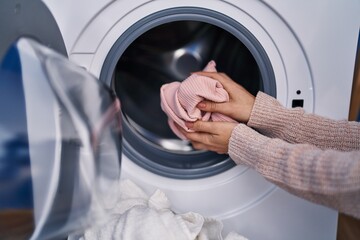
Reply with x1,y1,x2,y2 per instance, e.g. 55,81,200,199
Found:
0,38,122,239
0,1,123,238
100,9,277,179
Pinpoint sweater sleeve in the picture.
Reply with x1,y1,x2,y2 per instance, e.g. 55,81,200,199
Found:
248,92,360,151
228,124,360,219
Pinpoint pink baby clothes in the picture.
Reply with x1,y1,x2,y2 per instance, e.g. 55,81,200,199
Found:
160,60,237,140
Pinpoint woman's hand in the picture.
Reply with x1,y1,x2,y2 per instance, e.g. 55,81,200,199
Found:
192,71,255,123
179,121,238,154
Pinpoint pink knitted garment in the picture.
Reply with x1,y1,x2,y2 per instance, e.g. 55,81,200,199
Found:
160,61,237,140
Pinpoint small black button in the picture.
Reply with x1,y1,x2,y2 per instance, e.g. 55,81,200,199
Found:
292,99,304,108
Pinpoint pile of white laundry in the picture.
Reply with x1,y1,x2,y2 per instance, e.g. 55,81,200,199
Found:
69,179,247,240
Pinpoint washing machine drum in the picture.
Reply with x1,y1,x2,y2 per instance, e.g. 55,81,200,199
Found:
110,20,276,179
0,38,122,239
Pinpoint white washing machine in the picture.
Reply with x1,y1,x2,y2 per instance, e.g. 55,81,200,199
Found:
42,0,360,239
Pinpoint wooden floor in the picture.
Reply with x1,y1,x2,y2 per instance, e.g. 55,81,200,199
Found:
0,210,34,240
337,214,360,240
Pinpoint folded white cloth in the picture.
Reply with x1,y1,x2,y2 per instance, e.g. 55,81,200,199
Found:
69,179,247,240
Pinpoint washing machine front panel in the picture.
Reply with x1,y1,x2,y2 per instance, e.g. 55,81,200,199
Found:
51,0,359,239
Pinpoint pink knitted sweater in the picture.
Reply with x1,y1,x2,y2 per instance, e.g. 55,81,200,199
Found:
161,61,236,139
229,92,360,218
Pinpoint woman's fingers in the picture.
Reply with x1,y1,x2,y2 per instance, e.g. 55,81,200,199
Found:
197,100,232,115
176,122,214,145
191,140,225,154
184,121,237,154
185,121,217,134
191,71,255,123
191,141,207,150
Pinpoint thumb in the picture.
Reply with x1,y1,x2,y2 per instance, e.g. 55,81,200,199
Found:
197,100,232,115
185,120,216,134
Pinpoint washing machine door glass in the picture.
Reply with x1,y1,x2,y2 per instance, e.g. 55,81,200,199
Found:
116,21,261,142
0,38,122,239
101,11,276,179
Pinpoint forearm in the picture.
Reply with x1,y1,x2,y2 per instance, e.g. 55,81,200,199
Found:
248,92,360,151
229,124,360,218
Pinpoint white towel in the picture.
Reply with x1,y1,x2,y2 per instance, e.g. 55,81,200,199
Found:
69,179,248,240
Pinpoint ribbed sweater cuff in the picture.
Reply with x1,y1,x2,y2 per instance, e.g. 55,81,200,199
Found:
248,92,360,150
247,92,294,138
228,124,270,167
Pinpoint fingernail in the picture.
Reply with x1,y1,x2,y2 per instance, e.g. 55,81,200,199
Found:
185,122,194,129
197,102,206,108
